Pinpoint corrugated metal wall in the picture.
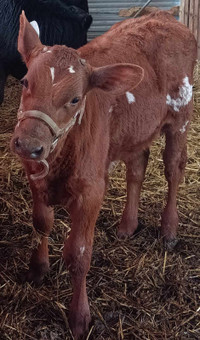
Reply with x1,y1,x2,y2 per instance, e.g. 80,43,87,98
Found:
88,0,180,40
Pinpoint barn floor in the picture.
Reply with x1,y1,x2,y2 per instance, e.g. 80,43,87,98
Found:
0,70,200,340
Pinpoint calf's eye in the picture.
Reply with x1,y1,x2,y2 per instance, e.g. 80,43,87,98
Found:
71,97,79,105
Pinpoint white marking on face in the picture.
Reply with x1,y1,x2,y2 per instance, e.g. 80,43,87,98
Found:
30,21,40,37
50,67,55,82
109,106,113,113
179,120,189,134
166,76,193,112
126,91,135,104
46,50,52,53
68,66,75,73
80,246,85,256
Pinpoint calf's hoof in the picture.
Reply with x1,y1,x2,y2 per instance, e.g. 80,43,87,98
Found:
161,209,178,248
159,228,178,250
117,219,137,238
69,307,91,339
163,237,178,250
25,261,49,285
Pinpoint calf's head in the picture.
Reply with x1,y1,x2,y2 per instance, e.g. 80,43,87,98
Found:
11,12,144,178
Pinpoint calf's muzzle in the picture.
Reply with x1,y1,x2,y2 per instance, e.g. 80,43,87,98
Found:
14,136,44,159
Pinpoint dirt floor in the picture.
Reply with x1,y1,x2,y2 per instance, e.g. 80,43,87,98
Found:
0,72,199,340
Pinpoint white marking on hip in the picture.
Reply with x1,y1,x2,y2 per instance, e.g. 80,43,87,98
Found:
166,76,193,112
179,120,189,133
126,91,135,104
68,66,75,73
50,67,55,82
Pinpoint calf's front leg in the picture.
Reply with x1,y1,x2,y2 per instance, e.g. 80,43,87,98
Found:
63,181,105,339
27,195,54,284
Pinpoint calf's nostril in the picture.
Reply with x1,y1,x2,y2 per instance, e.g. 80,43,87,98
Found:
30,146,44,159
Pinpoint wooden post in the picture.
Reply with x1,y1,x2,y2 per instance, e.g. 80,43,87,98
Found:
180,0,200,59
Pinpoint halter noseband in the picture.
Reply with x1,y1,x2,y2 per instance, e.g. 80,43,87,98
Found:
17,97,86,152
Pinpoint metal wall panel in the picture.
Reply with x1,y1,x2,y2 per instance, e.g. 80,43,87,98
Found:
88,0,180,40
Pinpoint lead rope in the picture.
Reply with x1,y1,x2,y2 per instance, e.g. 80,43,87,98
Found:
17,97,86,180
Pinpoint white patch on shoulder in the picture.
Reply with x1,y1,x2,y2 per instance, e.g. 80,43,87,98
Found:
180,120,189,134
68,66,75,74
126,91,135,104
46,50,52,53
166,76,193,112
30,20,40,37
50,67,55,82
80,246,85,256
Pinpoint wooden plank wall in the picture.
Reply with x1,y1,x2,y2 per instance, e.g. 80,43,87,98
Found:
180,0,200,59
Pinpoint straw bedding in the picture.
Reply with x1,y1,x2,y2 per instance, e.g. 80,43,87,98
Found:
0,65,199,339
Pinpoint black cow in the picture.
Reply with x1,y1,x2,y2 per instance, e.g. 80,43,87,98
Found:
0,0,92,104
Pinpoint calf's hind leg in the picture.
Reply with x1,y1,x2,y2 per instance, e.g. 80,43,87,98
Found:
118,149,149,237
26,194,54,284
161,127,188,246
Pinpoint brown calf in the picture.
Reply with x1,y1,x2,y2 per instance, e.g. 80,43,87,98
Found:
11,11,197,339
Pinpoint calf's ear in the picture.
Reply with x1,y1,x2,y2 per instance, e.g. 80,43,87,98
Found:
90,64,144,94
18,11,42,65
